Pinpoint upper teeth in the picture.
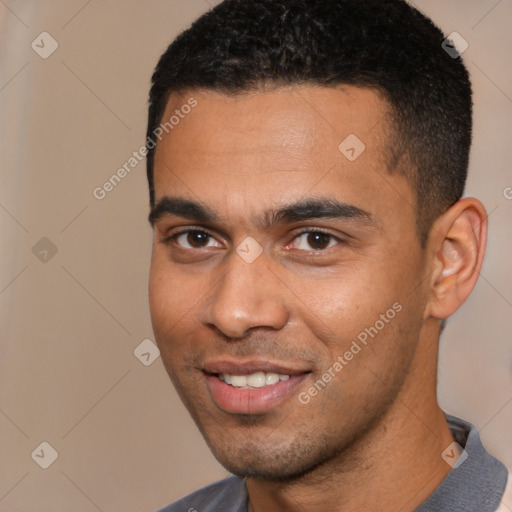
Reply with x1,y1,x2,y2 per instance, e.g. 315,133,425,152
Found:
220,372,290,388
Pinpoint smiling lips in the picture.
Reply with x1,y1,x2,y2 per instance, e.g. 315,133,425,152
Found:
204,361,310,414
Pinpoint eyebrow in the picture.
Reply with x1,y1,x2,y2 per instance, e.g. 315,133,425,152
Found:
149,196,375,229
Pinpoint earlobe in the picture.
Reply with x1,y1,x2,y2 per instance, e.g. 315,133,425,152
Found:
427,198,488,320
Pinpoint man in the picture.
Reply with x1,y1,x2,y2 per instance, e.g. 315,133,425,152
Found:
145,0,510,510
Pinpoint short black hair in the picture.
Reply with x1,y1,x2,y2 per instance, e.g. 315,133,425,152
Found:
146,0,472,246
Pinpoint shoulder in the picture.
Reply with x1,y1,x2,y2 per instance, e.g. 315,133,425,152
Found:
156,475,247,512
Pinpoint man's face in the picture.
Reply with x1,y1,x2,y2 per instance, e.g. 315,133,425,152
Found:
149,86,430,479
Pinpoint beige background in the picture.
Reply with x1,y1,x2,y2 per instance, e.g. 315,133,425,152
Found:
0,1,511,511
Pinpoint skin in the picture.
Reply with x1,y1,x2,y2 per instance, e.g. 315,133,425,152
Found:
148,86,487,511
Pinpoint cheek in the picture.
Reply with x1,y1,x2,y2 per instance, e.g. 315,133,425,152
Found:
148,256,169,332
289,255,421,384
149,249,192,323
290,265,401,336
148,266,187,381
148,253,187,345
148,252,208,372
310,303,419,418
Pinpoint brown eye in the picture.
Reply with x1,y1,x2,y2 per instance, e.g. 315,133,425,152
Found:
291,231,339,251
174,230,220,249
307,232,331,250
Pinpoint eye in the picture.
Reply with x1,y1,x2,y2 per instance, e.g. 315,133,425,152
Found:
290,230,342,251
169,229,221,249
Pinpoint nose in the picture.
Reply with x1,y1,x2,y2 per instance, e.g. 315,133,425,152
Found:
200,251,290,339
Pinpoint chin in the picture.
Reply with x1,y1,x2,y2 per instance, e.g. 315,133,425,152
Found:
205,431,337,482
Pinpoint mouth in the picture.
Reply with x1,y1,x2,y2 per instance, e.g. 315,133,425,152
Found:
203,360,311,414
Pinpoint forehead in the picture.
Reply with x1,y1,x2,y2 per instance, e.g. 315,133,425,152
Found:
156,85,388,167
152,86,414,235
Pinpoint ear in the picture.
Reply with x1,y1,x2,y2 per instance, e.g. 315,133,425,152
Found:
425,197,488,320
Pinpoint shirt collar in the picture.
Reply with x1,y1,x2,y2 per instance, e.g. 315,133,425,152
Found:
415,413,508,511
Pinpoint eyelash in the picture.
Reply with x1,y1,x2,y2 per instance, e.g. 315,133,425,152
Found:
161,227,345,252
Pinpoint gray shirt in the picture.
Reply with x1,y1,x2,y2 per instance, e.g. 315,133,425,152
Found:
157,414,508,512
